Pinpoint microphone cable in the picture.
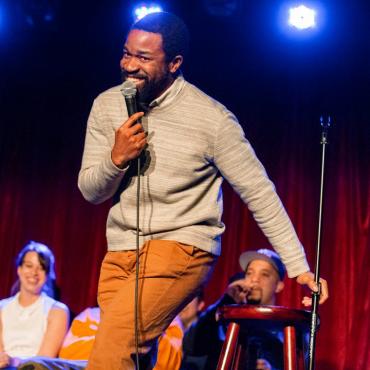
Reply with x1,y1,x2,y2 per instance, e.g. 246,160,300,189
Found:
135,155,141,370
120,80,142,370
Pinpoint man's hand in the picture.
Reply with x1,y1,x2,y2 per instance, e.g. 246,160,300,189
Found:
111,111,146,168
226,279,249,304
296,271,329,306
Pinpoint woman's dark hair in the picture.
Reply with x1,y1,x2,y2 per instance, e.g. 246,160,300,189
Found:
11,241,57,298
16,241,55,276
131,12,190,62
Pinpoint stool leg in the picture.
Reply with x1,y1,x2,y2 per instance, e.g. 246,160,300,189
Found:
234,343,242,370
217,322,240,370
284,325,297,370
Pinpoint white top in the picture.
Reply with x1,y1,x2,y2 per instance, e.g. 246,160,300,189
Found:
0,293,56,357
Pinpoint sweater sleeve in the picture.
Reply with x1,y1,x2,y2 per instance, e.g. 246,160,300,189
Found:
78,98,129,205
213,112,310,278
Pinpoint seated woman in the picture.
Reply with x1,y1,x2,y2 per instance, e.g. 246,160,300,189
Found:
0,241,69,368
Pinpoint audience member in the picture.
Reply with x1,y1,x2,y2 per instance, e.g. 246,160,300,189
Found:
0,241,69,369
182,249,292,370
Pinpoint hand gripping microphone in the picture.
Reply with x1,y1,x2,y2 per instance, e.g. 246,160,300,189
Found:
120,80,138,117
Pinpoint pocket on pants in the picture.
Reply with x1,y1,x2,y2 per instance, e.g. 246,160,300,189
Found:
139,240,195,279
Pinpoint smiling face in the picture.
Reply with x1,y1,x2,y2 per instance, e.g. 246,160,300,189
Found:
244,259,284,305
120,29,183,104
17,251,47,296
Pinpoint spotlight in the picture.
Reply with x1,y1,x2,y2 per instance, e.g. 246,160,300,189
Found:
288,5,316,30
133,4,163,21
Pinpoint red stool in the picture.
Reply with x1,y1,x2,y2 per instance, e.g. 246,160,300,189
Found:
216,305,311,370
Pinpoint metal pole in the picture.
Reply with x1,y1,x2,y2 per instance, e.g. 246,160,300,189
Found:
308,116,331,370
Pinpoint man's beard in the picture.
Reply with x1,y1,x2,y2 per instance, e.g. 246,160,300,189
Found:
121,70,171,110
246,288,262,305
246,297,262,305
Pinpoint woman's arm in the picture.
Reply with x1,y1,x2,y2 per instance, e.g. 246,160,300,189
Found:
0,310,11,368
0,311,5,353
37,302,69,357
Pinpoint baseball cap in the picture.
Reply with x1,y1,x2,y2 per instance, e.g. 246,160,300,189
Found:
239,249,286,280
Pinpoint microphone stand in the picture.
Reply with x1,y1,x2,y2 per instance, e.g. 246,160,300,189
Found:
308,116,331,370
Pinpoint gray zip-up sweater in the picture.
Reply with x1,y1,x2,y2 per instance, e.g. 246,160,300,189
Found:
78,76,309,278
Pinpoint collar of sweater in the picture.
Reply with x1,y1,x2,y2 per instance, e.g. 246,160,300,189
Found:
149,74,186,111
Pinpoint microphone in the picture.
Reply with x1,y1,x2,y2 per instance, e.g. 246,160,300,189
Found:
120,80,138,117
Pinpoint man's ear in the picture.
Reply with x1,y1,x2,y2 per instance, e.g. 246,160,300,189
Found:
275,280,285,294
168,55,183,74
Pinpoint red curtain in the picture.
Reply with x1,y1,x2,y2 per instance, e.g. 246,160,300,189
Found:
0,105,368,370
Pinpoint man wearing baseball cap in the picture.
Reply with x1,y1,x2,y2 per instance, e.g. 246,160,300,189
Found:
181,249,291,370
238,248,286,306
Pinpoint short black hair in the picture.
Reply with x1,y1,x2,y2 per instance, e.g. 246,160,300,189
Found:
131,12,190,62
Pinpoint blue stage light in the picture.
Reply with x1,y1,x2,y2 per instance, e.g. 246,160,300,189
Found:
133,4,163,21
288,5,316,29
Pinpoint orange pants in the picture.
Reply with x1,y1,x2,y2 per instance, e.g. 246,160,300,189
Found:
87,240,216,370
